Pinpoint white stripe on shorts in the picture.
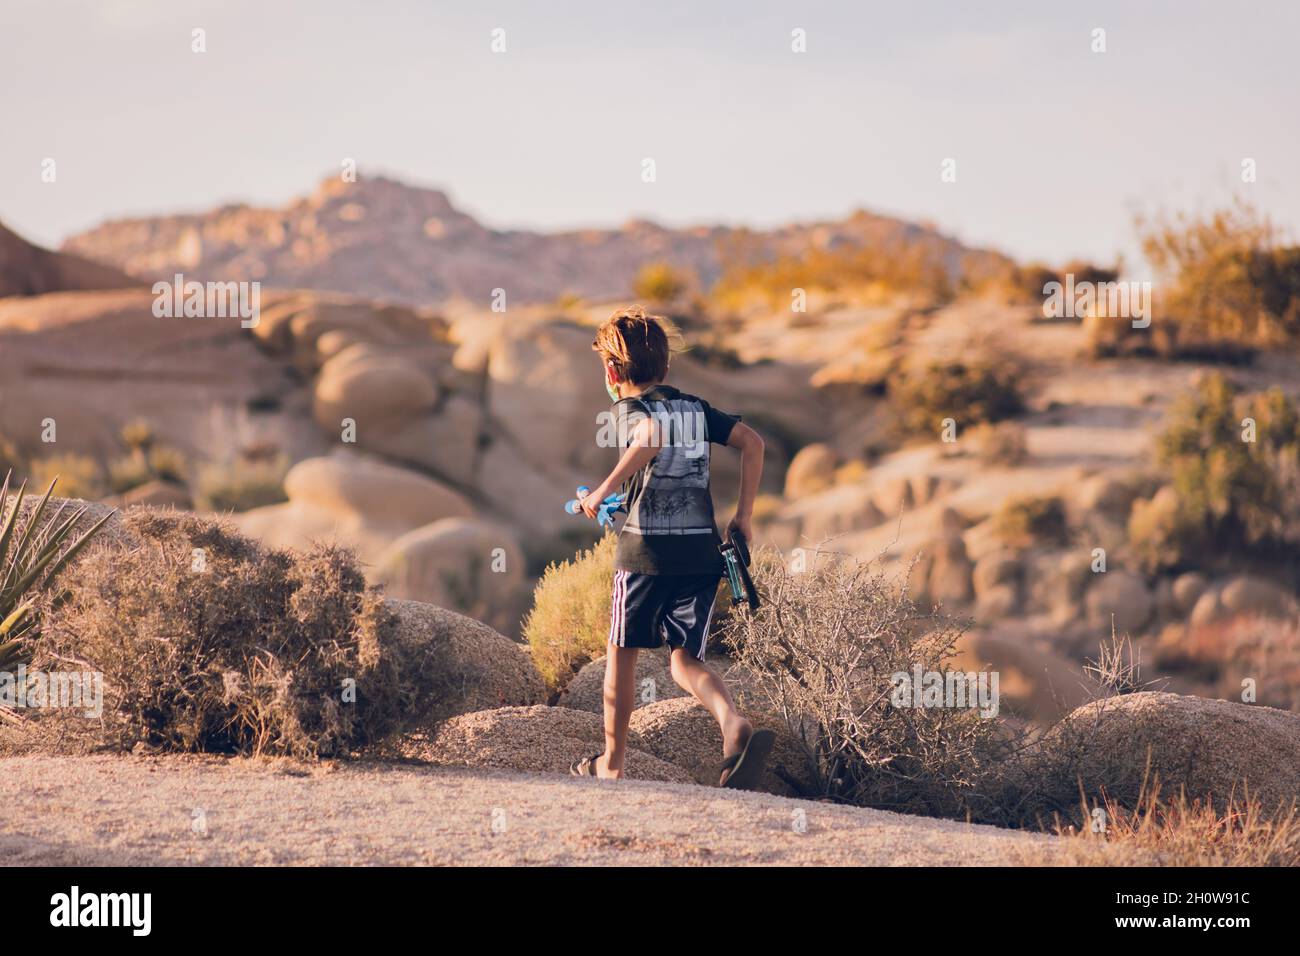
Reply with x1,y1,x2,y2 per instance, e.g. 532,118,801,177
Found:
698,588,717,661
608,571,627,647
619,572,628,647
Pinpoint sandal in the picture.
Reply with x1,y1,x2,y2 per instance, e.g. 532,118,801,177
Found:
570,753,602,777
718,729,775,790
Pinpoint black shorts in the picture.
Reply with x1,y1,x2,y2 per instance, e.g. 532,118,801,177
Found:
608,571,720,660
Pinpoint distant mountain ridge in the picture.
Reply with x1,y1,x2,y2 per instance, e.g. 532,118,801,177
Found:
60,175,1014,307
0,220,137,298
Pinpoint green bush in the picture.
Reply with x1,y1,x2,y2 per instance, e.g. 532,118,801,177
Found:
522,533,617,690
1129,372,1300,571
890,358,1025,437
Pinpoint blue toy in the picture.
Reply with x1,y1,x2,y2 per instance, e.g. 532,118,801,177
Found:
565,485,626,528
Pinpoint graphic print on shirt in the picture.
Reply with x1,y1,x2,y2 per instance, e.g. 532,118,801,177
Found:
621,397,715,538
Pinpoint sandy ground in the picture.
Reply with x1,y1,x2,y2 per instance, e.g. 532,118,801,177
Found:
0,755,1059,866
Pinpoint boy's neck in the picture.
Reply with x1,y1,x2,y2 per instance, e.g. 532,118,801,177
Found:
617,379,662,400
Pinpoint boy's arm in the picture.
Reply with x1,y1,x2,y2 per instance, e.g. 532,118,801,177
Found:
580,416,661,519
725,421,764,541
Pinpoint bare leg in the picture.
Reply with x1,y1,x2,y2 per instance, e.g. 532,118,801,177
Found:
669,648,753,758
598,646,639,779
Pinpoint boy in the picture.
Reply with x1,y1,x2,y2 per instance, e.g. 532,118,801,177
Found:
569,305,773,789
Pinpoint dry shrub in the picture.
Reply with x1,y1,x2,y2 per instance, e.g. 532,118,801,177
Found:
992,494,1069,548
194,453,290,512
24,510,409,757
711,545,1297,843
522,533,617,690
1140,199,1300,348
27,453,105,501
720,547,1013,820
712,230,957,309
105,420,188,494
1084,310,1188,360
631,261,689,304
832,459,871,486
107,448,187,493
119,419,156,452
969,420,1029,466
889,358,1024,437
145,445,187,485
1019,777,1300,867
1130,373,1300,572
749,493,786,524
980,259,1121,307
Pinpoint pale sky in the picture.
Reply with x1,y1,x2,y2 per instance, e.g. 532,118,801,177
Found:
3,0,1298,270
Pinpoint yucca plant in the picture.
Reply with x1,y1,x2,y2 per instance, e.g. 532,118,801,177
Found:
0,471,115,671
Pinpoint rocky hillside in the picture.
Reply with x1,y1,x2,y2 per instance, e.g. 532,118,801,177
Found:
0,220,137,298
60,174,1014,307
6,281,1299,708
0,287,862,635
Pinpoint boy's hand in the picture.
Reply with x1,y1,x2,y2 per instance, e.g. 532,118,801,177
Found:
726,514,752,543
580,486,607,520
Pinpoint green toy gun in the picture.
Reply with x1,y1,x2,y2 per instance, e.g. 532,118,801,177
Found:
719,528,759,611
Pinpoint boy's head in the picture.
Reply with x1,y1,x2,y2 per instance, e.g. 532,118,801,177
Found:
592,304,671,388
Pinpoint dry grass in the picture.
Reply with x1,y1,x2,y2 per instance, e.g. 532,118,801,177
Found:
1018,774,1300,866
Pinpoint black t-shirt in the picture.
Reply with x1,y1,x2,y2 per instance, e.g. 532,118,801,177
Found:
610,385,740,575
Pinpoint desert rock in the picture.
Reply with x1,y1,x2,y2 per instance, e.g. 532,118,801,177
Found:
415,705,694,784
385,599,546,728
627,697,814,797
1042,692,1300,814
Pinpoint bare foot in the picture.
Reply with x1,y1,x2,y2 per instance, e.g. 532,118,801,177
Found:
721,714,754,760
595,753,624,780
